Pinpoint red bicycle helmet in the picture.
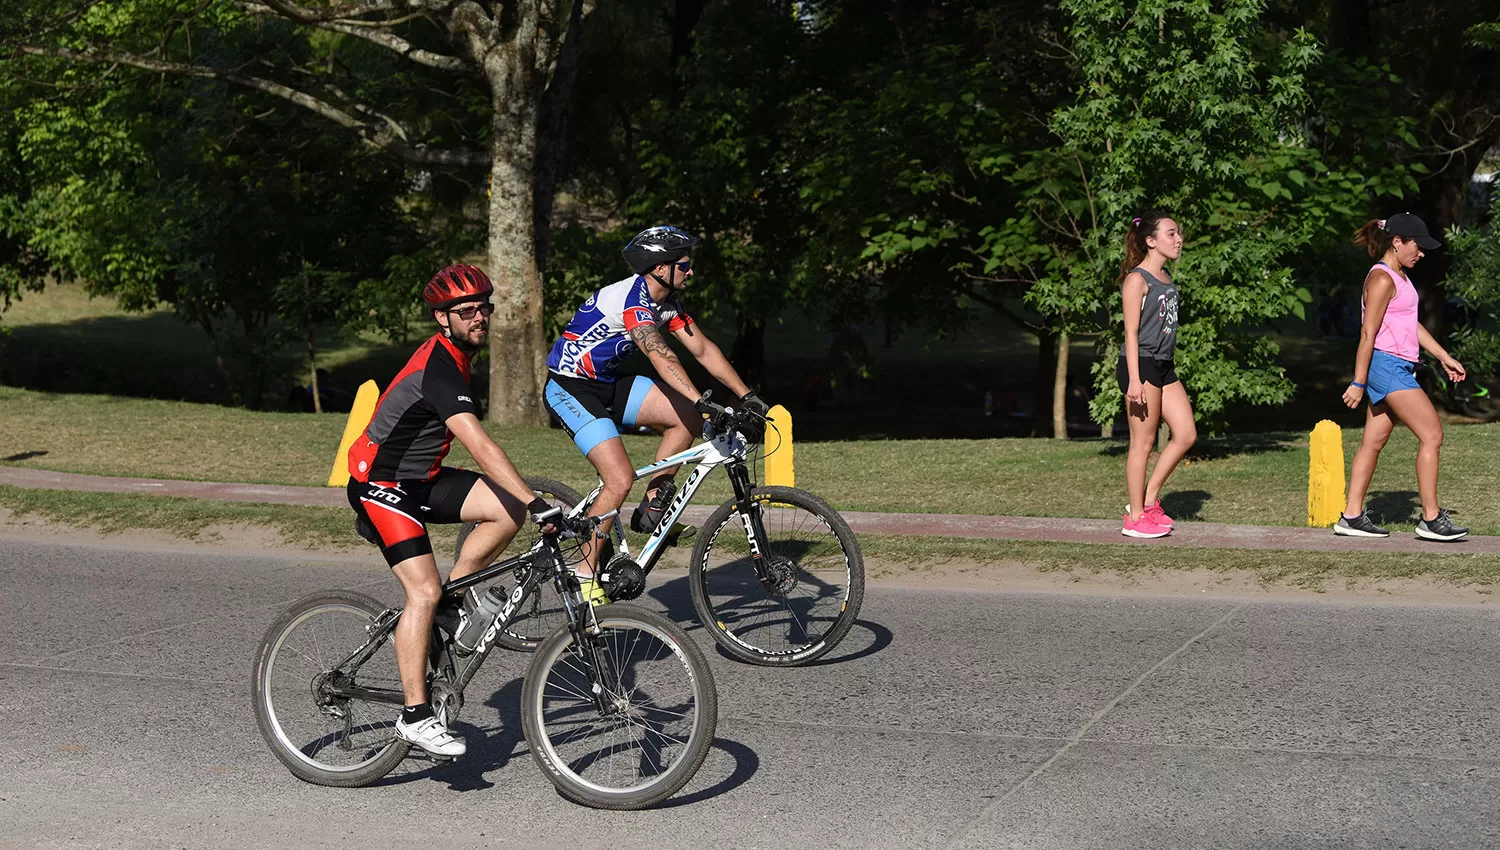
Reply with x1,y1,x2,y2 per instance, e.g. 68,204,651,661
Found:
422,264,494,309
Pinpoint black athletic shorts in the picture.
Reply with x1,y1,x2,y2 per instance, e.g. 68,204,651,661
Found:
347,467,485,567
1117,356,1179,393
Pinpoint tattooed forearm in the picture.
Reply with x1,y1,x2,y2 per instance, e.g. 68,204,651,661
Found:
630,322,676,359
630,323,696,393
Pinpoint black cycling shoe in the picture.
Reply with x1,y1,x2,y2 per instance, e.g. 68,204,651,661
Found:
1334,512,1389,538
1416,508,1469,542
631,479,677,534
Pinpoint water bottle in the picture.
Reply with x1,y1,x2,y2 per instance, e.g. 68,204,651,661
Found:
453,586,507,654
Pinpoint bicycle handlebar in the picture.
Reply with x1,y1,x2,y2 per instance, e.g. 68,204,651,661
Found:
694,390,765,439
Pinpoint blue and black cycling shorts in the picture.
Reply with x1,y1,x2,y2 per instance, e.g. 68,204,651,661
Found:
544,371,654,456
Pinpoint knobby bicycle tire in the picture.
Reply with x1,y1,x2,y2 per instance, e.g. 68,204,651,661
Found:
689,486,865,666
521,604,717,809
252,590,411,787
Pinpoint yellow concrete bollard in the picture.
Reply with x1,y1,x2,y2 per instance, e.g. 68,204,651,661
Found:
764,404,794,487
327,380,380,487
1307,419,1346,527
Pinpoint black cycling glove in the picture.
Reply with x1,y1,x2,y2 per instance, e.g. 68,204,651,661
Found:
739,391,769,419
528,497,562,528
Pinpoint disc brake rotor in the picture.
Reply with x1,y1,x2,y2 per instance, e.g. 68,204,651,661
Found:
762,556,799,595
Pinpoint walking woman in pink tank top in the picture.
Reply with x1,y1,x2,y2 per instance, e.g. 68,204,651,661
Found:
1335,213,1469,542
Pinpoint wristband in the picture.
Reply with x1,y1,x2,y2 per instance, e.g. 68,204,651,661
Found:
1350,381,1365,389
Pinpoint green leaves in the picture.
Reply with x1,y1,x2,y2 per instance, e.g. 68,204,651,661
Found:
1014,0,1335,429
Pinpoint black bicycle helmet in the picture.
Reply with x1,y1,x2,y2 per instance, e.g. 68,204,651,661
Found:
622,225,701,275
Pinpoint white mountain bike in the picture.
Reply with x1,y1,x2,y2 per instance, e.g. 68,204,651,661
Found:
456,392,865,666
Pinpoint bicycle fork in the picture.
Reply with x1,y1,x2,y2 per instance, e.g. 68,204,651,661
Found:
726,462,779,591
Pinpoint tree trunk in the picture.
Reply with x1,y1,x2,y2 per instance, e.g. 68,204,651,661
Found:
307,331,322,414
484,62,548,426
1031,326,1057,437
730,314,766,393
1052,330,1069,439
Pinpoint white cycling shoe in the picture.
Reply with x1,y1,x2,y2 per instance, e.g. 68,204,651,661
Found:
395,714,466,758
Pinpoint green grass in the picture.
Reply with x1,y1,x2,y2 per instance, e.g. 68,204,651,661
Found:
0,485,458,554
0,281,418,406
4,486,1496,590
4,385,1500,534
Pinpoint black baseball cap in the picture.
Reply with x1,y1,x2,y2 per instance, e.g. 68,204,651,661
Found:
1382,212,1441,250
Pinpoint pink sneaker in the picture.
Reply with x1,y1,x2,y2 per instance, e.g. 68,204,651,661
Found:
1122,512,1170,539
1125,503,1176,528
1145,501,1174,527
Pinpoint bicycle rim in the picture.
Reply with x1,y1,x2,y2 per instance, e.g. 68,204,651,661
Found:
691,487,865,666
522,607,716,809
254,594,408,784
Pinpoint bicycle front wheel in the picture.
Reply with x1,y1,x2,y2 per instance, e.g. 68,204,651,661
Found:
689,486,865,666
521,605,717,810
251,590,410,787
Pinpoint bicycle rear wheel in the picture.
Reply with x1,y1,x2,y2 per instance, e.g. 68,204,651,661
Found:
455,476,603,651
521,605,717,809
251,590,410,787
689,486,865,666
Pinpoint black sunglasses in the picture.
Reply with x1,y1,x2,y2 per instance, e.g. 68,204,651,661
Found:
674,258,692,272
449,302,495,320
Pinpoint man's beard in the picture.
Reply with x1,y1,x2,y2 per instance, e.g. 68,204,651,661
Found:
450,324,486,353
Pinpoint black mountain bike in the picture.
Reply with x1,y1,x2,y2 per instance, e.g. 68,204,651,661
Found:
457,393,865,666
252,515,717,810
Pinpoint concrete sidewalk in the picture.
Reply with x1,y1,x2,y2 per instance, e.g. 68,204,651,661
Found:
3,465,1496,555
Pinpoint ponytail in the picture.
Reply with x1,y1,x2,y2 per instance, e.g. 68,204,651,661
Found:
1118,209,1173,283
1352,219,1396,258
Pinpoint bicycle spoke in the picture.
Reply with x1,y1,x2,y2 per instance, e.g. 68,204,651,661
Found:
526,611,709,802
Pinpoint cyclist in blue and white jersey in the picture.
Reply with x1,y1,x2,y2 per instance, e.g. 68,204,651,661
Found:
544,226,768,602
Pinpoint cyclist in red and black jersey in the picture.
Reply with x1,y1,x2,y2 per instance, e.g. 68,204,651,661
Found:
347,263,560,759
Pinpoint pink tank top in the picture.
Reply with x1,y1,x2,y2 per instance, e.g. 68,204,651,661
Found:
1363,262,1419,362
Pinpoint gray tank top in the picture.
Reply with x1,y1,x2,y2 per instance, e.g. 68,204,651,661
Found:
1130,266,1178,360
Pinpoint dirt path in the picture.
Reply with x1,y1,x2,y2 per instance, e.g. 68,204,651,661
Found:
4,508,1492,607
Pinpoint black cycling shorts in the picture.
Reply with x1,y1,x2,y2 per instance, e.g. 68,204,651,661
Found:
544,371,655,456
347,467,484,567
1117,356,1179,393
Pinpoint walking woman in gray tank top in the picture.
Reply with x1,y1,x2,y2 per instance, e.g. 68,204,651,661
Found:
1116,210,1197,538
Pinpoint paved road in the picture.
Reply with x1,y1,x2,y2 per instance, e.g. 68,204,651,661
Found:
5,465,1499,553
2,536,1497,849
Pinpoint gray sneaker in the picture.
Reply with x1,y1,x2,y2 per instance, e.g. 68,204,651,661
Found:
1334,512,1389,538
1416,508,1469,542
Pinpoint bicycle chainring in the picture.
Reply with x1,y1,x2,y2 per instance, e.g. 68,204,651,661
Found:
600,555,647,601
429,680,463,726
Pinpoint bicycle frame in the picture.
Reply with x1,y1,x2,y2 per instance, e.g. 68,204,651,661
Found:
572,423,771,577
323,535,596,710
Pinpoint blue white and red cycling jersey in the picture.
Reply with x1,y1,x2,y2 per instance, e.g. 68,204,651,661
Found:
545,275,694,382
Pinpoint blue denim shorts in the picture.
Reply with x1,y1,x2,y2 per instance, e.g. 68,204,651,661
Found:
1368,350,1420,407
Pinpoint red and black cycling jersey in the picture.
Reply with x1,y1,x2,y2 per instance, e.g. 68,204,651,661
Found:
348,333,477,483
